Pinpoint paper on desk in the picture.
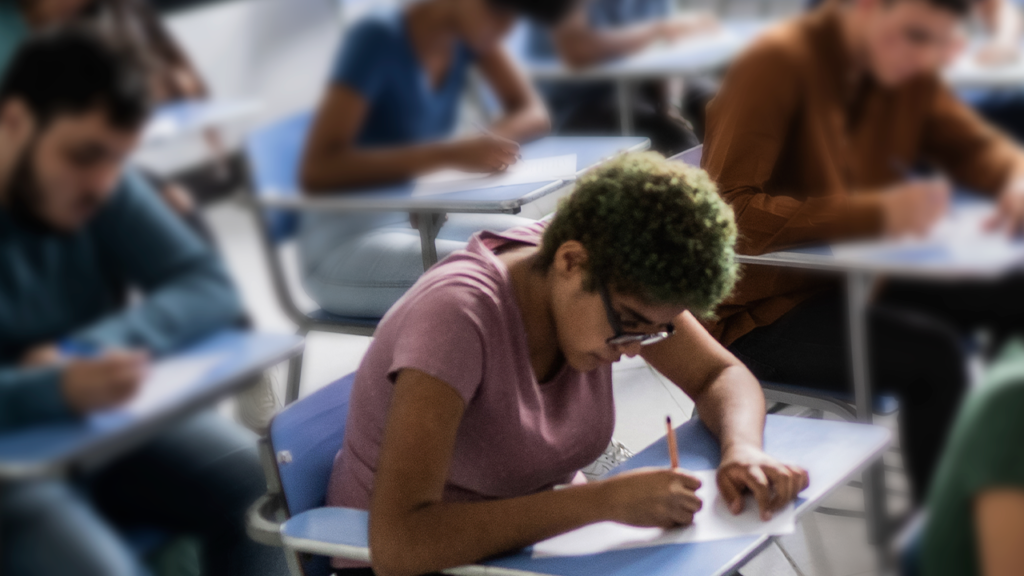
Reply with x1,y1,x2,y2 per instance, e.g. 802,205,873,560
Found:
91,353,228,423
412,154,577,197
831,204,1024,272
531,469,796,558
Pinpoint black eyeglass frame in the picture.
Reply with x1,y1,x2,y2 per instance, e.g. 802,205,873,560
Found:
598,282,675,347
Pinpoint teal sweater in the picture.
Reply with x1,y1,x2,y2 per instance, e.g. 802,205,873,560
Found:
0,170,243,430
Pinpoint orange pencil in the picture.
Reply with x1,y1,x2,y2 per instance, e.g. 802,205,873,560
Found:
666,416,679,469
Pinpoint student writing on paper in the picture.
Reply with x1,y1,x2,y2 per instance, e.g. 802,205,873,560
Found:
0,0,217,240
298,0,575,319
325,153,808,576
526,0,718,153
702,0,1024,504
0,29,284,576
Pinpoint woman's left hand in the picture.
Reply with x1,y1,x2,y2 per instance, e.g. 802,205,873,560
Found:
716,444,809,521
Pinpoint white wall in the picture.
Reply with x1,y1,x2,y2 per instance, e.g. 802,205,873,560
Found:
166,0,343,125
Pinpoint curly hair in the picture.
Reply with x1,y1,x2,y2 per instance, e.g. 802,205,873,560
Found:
535,152,739,318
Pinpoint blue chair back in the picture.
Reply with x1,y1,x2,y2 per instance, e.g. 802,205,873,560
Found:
269,373,356,517
245,112,314,244
673,144,703,168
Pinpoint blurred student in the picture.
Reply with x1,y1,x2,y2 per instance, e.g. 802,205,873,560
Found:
299,0,573,319
702,0,1024,503
0,28,283,576
328,153,809,576
919,338,1024,576
0,0,212,226
527,0,718,153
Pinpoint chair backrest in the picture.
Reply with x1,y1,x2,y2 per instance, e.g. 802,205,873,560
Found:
269,373,356,517
673,144,703,168
244,111,315,244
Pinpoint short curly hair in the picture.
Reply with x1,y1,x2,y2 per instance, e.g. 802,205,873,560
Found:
536,152,738,318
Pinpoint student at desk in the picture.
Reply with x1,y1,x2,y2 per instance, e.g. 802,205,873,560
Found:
0,0,214,234
702,0,1024,502
327,153,808,576
299,0,573,319
0,29,283,576
526,0,719,152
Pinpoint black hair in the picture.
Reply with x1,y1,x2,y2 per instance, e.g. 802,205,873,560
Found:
0,25,151,130
490,0,579,25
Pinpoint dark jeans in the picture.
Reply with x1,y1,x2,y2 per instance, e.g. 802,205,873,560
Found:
0,412,286,576
729,290,968,502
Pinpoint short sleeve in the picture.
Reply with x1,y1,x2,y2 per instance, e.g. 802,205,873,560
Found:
329,19,393,99
385,281,491,405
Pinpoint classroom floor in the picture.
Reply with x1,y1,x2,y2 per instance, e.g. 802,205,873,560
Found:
204,195,904,576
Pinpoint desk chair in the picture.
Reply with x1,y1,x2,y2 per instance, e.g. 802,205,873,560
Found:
672,145,901,518
244,113,380,405
246,373,356,576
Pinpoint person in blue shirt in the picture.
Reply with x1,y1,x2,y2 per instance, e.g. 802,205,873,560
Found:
0,28,285,576
526,0,719,153
298,0,576,319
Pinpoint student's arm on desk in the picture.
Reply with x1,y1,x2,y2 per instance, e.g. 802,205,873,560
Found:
703,44,886,254
921,83,1024,232
704,44,950,252
476,45,550,140
370,369,704,576
641,312,809,520
0,352,146,430
551,5,717,68
65,171,243,355
300,23,518,192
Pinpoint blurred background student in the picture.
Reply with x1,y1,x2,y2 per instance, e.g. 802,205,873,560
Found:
527,0,719,153
0,28,284,576
701,0,1024,506
297,0,575,319
0,0,213,235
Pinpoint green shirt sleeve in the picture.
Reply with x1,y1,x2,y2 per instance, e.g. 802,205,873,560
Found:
923,339,1024,576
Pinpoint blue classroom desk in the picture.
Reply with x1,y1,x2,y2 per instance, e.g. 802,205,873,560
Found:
280,415,890,576
0,331,304,479
257,136,650,269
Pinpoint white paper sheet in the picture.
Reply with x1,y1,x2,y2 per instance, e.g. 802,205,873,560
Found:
531,469,796,558
89,353,228,423
412,154,577,197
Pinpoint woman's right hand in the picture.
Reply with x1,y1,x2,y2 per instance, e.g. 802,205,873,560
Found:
444,134,521,173
599,468,704,528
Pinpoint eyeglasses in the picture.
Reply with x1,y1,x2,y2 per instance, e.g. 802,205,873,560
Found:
598,282,675,347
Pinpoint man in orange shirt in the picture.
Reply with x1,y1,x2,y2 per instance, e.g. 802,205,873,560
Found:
703,0,1024,502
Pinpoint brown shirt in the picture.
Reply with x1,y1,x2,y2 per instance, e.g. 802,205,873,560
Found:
703,4,1024,346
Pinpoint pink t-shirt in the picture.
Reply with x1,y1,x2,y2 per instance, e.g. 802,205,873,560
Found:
326,222,615,514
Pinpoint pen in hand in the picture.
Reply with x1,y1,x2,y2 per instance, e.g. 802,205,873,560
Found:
471,120,522,161
666,416,679,469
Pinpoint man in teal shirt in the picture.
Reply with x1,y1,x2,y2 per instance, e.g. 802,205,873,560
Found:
0,27,284,576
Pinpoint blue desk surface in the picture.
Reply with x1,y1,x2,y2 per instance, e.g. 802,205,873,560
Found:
258,136,651,215
281,415,889,576
0,331,303,479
